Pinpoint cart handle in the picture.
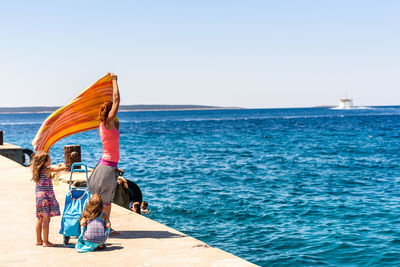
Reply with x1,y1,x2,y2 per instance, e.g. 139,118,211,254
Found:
69,162,89,191
71,162,88,173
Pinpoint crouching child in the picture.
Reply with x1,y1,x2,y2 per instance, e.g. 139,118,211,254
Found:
75,194,111,252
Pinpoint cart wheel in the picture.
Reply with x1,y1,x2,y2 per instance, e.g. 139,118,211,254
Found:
63,236,70,246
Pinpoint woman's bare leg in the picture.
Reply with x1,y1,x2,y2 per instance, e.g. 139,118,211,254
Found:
104,204,119,235
103,204,111,220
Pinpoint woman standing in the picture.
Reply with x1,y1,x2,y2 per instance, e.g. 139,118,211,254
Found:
88,73,120,230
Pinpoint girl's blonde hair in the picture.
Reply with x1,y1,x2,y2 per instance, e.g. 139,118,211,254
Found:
80,194,103,222
30,152,49,183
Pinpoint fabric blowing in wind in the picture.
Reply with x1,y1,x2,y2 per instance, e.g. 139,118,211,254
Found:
32,73,113,152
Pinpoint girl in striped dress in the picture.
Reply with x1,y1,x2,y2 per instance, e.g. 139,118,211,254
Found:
76,194,111,252
31,152,65,247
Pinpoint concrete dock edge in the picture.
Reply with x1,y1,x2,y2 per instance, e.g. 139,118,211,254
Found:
0,155,257,266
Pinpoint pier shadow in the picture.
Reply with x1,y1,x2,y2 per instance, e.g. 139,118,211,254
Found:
101,245,124,252
59,243,124,251
56,243,124,252
114,230,186,239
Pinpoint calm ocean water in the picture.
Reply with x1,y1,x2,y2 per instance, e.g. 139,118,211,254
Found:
2,107,400,266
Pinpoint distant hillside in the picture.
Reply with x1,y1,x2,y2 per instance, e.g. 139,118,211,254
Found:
0,105,240,113
119,105,236,111
0,106,58,113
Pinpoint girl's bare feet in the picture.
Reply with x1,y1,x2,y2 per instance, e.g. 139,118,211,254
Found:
36,242,43,246
43,242,56,247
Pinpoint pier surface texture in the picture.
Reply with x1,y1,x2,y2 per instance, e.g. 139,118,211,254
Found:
0,155,256,267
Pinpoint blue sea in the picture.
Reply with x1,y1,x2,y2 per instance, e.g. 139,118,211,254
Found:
2,107,400,266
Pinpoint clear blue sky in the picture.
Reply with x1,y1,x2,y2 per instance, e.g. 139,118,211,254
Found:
1,0,399,108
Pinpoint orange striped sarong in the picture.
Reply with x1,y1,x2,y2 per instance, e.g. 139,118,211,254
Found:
32,73,113,152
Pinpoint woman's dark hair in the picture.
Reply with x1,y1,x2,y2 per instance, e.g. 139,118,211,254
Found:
98,101,112,122
133,202,141,214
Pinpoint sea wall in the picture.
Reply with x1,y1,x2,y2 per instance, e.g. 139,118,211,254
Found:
0,143,23,165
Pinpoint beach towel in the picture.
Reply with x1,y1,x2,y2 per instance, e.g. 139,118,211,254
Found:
32,73,113,152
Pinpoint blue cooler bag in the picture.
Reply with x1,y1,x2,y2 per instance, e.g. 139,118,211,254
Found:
60,188,91,238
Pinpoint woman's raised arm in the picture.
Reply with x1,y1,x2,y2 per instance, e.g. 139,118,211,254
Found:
107,73,120,126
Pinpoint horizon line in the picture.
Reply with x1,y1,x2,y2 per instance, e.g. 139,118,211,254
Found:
1,104,400,113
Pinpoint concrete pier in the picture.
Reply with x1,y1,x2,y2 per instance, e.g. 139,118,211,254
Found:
0,155,256,266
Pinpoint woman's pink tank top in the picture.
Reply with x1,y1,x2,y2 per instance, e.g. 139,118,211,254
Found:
99,122,120,163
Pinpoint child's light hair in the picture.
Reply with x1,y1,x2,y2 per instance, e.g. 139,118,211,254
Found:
80,194,103,222
30,151,49,183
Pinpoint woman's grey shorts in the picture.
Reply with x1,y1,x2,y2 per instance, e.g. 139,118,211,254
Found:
87,163,118,205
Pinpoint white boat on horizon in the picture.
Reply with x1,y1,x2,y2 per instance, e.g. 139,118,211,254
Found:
337,97,354,109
